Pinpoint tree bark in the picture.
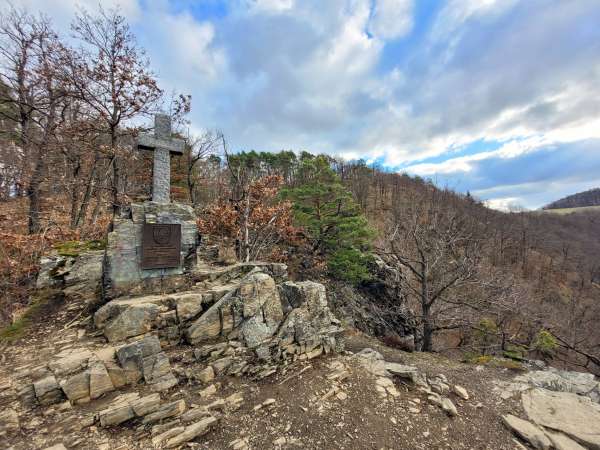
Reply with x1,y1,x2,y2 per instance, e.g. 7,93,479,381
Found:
27,151,44,234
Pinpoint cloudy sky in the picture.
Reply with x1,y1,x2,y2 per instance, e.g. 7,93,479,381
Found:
11,0,600,210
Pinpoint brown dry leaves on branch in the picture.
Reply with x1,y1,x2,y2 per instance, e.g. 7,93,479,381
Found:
0,198,109,324
198,175,303,261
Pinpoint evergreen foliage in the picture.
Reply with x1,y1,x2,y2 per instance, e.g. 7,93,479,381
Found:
281,154,373,284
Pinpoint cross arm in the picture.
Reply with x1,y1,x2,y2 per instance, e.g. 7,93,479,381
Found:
137,134,185,154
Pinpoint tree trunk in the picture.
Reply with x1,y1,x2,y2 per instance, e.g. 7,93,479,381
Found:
422,310,434,352
243,192,251,262
107,124,121,218
421,270,433,352
27,152,44,234
73,158,98,229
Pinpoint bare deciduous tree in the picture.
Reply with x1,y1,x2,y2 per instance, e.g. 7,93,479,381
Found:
65,6,162,216
186,130,223,207
0,8,65,233
381,188,483,351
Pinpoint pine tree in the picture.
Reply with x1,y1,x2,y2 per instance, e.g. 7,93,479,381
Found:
282,154,373,283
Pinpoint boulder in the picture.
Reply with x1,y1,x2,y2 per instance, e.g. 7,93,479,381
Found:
116,335,177,390
174,292,206,322
278,281,326,311
355,348,388,377
187,306,223,343
98,393,163,427
385,362,426,386
522,388,600,449
99,403,135,427
131,393,161,416
238,273,283,347
48,348,93,377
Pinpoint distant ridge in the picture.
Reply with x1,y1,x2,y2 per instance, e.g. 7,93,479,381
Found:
543,187,600,210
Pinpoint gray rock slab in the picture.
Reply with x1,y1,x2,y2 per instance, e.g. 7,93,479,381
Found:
545,430,588,450
142,399,186,424
522,388,600,449
502,414,552,449
165,416,218,448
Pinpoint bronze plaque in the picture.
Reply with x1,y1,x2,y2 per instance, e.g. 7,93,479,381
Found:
141,223,181,269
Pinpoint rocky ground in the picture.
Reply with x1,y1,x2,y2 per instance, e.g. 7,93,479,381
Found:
0,257,598,450
0,313,525,450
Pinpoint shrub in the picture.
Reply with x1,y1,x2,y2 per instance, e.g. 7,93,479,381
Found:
532,329,558,358
473,318,499,355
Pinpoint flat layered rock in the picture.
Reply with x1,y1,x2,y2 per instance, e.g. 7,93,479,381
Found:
502,414,551,449
516,370,600,403
142,399,186,424
522,388,600,449
165,416,218,448
545,430,588,450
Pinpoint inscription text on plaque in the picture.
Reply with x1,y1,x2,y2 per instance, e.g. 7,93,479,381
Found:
141,223,181,269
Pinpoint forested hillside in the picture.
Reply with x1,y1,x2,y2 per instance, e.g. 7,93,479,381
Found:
1,6,599,379
543,187,600,210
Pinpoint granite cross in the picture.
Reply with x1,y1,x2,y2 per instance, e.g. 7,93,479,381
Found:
137,114,185,203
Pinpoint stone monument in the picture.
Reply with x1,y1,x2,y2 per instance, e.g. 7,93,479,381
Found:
103,114,199,298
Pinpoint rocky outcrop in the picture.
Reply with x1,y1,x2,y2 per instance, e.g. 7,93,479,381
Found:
15,253,344,449
189,274,342,363
522,388,600,449
36,251,104,307
327,254,414,342
515,369,600,403
501,379,600,449
502,414,552,450
96,266,342,368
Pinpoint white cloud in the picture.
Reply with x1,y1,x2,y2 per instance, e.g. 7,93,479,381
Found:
484,197,524,212
404,136,551,177
5,0,600,209
369,0,413,40
246,0,294,14
431,0,518,40
142,9,226,84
